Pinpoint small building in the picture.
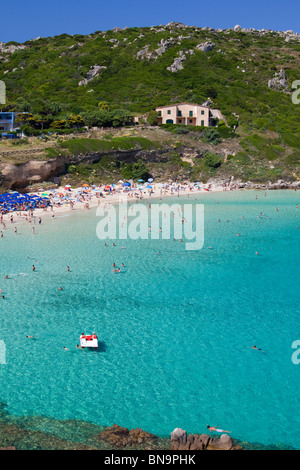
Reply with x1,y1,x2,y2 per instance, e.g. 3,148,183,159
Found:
0,112,14,132
156,103,211,126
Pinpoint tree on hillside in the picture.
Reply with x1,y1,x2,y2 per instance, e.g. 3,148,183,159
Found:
147,110,159,126
98,101,110,111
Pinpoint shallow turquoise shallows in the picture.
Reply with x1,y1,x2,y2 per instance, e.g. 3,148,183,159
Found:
0,190,299,448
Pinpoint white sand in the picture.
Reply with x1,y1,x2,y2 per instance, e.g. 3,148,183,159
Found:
0,181,237,228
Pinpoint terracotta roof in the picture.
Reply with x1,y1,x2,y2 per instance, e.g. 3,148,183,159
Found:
155,102,210,109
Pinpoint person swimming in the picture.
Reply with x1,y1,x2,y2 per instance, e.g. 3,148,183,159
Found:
207,425,231,434
249,345,265,353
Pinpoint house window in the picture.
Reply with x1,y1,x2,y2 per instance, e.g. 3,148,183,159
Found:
178,119,182,123
177,110,182,117
189,110,193,117
189,119,193,124
158,111,161,117
167,110,171,114
201,120,205,126
201,110,205,115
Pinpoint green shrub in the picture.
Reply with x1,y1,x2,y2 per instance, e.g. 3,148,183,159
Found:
204,152,222,168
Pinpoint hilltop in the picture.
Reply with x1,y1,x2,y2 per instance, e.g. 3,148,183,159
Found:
0,22,300,187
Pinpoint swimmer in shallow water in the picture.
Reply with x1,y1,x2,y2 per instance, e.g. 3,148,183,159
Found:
207,425,231,434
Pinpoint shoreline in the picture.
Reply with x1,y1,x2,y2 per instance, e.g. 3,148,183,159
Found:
2,182,298,224
1,182,230,224
0,404,295,450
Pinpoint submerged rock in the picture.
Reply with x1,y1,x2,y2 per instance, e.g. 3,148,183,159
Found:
94,424,159,449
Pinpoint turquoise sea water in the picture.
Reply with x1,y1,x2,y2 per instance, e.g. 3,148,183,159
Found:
0,190,299,448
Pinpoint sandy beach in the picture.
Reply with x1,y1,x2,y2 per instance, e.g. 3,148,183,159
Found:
0,181,237,229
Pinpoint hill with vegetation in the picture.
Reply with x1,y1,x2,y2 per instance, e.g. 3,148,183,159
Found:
0,22,300,186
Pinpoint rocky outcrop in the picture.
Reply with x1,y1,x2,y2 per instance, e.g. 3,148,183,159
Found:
0,42,26,55
196,41,216,52
167,52,186,72
0,159,66,190
136,45,153,60
94,424,158,449
171,428,243,450
0,147,172,189
268,69,288,91
78,65,107,86
167,50,194,72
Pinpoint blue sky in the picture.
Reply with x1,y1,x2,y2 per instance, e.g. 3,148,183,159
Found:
1,0,300,43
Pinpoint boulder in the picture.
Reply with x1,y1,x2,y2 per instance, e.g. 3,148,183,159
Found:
268,69,288,90
171,428,243,450
196,41,216,52
207,434,236,450
171,428,187,450
78,65,107,86
136,45,153,60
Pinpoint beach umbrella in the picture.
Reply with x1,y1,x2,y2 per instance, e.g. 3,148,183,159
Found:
138,179,144,182
148,178,153,183
123,182,131,187
146,185,152,189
